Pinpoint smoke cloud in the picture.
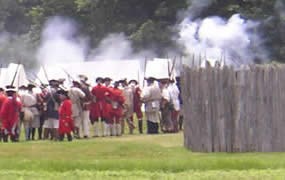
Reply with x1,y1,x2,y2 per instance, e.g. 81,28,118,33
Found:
0,32,36,69
36,16,88,65
177,1,268,66
88,33,133,61
37,17,155,65
88,33,156,61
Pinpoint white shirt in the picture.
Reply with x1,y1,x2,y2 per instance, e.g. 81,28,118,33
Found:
168,83,181,111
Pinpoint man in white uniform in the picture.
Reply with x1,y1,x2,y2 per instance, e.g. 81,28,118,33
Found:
141,77,162,134
121,79,135,134
68,80,86,138
168,79,181,133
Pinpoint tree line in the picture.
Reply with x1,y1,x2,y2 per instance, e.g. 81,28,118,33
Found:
0,0,283,67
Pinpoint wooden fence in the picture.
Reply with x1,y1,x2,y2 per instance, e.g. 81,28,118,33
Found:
181,64,285,152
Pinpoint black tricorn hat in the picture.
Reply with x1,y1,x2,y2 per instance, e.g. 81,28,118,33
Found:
27,84,36,89
104,77,112,82
144,77,156,83
57,89,68,96
49,79,59,85
128,79,138,85
5,85,17,92
72,80,81,86
158,78,169,84
96,77,104,83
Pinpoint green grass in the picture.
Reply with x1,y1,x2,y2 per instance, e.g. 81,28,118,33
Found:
1,133,285,179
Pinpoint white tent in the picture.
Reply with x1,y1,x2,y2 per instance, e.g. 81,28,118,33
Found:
0,63,29,89
37,60,144,86
145,58,179,79
36,65,69,86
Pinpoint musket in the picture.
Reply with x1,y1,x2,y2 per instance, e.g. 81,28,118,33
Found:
32,72,46,87
61,67,75,84
11,63,21,87
169,56,177,80
42,65,58,106
143,57,147,87
27,79,40,87
32,73,47,89
42,65,49,83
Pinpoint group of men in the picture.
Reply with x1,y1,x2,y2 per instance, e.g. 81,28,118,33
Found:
0,74,183,142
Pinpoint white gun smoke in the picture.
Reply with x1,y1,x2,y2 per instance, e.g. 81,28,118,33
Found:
177,0,268,66
36,16,88,65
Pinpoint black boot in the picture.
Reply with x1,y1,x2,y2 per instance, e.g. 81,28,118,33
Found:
67,133,72,141
27,128,31,140
138,120,143,134
3,134,8,142
43,128,49,140
59,134,64,141
31,128,36,140
179,115,183,131
10,135,18,142
38,127,43,140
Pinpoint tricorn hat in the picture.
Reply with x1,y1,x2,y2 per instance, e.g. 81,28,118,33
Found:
96,77,104,83
5,85,16,92
27,84,36,89
49,79,59,85
78,74,88,81
128,79,138,85
57,89,68,96
104,77,112,82
144,77,156,83
72,80,81,86
158,78,169,84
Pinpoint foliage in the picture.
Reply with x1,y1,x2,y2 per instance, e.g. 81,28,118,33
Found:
0,0,283,66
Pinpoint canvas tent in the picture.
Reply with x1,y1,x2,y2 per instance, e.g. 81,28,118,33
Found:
145,58,179,80
0,63,29,89
37,60,144,86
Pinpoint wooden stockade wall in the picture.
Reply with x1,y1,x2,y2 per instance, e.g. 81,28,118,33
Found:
181,64,285,152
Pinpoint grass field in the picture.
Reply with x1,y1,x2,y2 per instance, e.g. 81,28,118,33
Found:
1,132,285,179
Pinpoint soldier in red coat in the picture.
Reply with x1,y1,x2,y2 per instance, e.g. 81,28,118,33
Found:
90,77,112,136
0,86,22,142
106,81,125,136
57,89,74,141
0,88,7,141
129,80,144,134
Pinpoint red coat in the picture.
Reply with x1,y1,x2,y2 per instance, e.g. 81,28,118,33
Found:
0,96,22,134
108,87,125,120
133,86,142,112
58,99,74,134
0,93,7,113
90,84,111,120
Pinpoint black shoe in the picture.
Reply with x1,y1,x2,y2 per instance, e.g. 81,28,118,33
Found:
83,136,88,139
138,121,143,134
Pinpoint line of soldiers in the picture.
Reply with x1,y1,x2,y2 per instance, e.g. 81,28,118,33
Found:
0,75,183,142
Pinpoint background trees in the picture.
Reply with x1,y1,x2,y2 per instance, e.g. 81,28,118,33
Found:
0,0,283,66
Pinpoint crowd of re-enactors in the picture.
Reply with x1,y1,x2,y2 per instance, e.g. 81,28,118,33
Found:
0,75,183,142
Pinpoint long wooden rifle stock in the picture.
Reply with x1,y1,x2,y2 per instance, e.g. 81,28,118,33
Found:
61,67,75,82
32,73,47,89
42,65,50,83
143,57,147,87
169,56,177,79
11,63,21,87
